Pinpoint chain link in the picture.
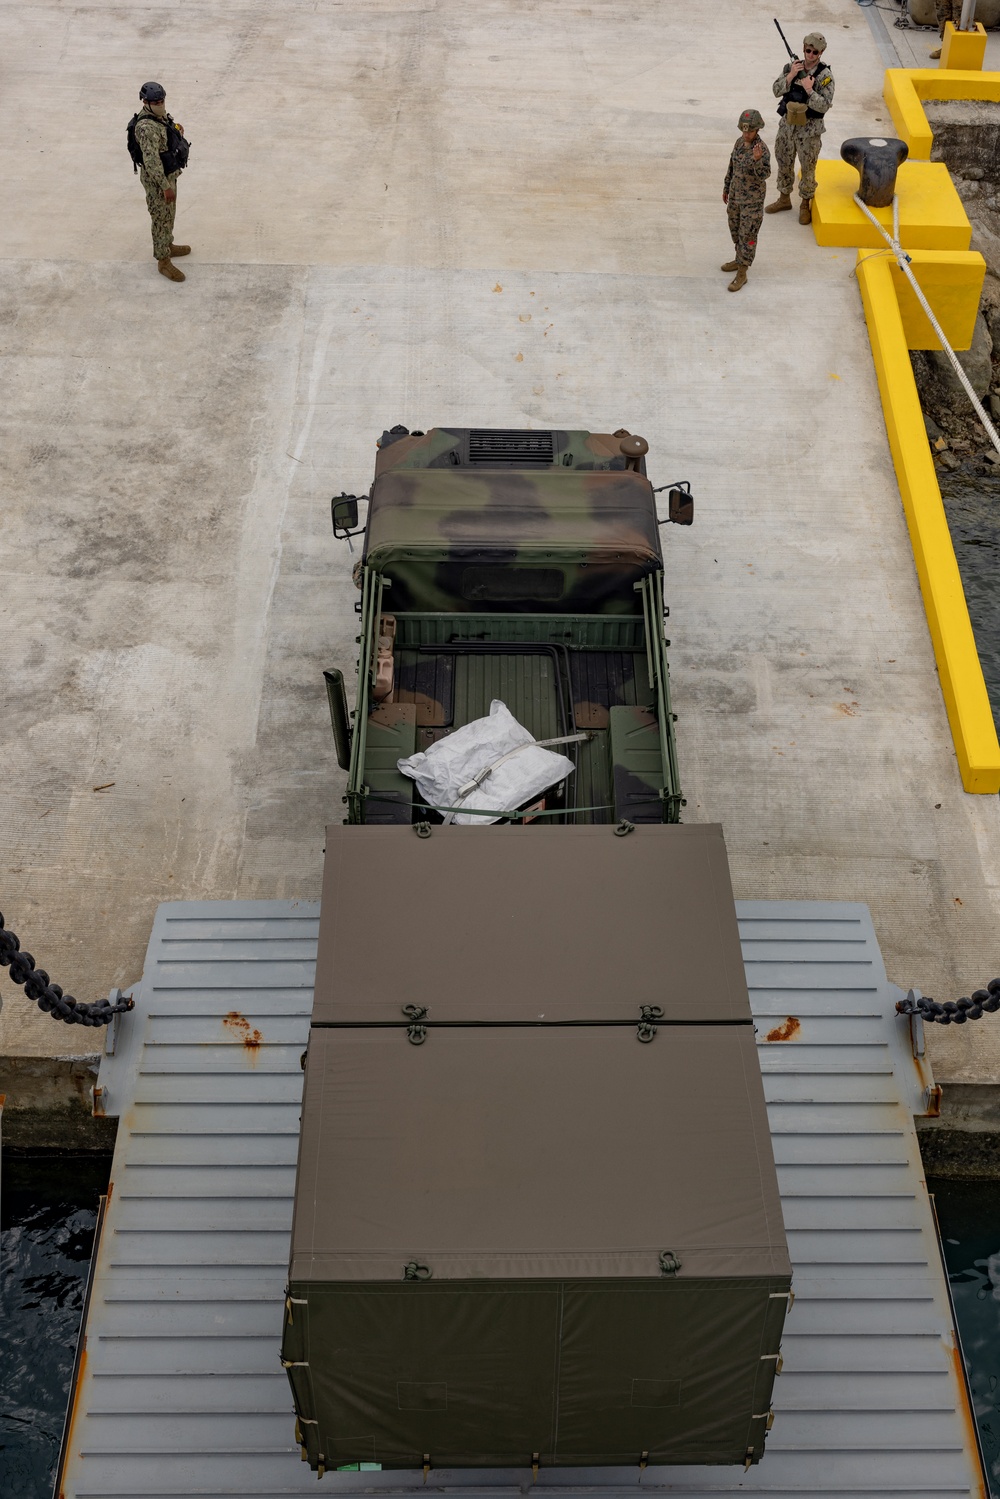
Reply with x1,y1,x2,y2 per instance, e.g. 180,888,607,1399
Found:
0,911,134,1027
896,979,1000,1026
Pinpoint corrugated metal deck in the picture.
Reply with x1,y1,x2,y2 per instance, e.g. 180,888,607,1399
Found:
57,899,985,1499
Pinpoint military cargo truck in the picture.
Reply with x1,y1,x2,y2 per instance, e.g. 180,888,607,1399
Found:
323,426,692,827
282,428,791,1477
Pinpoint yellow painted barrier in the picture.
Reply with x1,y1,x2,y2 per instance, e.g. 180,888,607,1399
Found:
813,159,969,250
886,249,984,351
856,252,1000,793
884,68,1000,158
940,21,987,72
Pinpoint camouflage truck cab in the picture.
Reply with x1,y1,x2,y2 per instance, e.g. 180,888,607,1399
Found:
326,427,693,827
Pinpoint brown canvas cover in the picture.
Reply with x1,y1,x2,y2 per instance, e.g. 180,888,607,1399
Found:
312,824,751,1024
285,823,791,1472
291,1024,786,1283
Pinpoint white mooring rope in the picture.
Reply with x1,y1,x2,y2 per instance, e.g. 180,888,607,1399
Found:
853,190,1000,457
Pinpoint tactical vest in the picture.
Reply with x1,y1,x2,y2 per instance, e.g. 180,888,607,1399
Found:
777,62,832,122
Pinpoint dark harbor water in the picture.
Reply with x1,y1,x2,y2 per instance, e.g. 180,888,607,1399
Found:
0,1156,111,1498
939,474,1000,733
929,1177,1000,1499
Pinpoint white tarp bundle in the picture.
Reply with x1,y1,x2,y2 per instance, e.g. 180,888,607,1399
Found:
397,700,575,825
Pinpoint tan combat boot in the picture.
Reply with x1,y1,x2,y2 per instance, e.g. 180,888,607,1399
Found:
721,259,739,271
728,266,748,292
157,258,185,282
799,199,813,224
930,47,942,58
169,244,191,256
765,193,793,214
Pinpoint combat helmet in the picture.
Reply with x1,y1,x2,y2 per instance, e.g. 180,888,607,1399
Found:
738,109,764,131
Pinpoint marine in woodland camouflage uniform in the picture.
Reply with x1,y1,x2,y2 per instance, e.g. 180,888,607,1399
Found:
134,82,189,282
930,0,964,57
722,109,771,292
767,33,834,224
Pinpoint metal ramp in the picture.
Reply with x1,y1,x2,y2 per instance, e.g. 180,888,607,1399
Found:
57,899,984,1498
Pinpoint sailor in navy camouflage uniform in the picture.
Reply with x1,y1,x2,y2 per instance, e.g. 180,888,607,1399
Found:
722,110,771,293
134,81,190,282
766,33,835,226
930,0,963,57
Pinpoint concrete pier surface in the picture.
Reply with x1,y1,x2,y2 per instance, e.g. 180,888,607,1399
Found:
1,0,999,1088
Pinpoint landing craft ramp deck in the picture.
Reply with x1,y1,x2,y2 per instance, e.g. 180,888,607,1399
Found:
57,899,984,1498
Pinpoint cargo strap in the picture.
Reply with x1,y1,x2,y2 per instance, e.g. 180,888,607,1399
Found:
442,732,592,824
284,1294,307,1323
401,798,615,821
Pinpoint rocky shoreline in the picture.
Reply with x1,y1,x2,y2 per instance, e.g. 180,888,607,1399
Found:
912,100,1000,475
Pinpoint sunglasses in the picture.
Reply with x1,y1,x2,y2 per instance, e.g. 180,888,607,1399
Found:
803,47,819,54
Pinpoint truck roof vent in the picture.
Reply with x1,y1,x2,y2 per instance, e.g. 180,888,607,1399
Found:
468,430,555,466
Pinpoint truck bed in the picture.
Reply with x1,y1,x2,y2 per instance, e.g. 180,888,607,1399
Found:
359,614,668,824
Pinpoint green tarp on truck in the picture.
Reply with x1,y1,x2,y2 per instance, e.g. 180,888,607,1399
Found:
283,824,791,1474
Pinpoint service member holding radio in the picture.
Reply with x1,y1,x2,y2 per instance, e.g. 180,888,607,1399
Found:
766,31,835,227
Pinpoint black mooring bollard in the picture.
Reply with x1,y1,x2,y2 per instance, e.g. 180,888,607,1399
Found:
841,136,909,208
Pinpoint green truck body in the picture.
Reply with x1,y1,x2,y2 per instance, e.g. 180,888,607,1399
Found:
284,428,791,1477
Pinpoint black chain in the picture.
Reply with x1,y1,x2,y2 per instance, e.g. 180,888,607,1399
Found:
896,979,1000,1025
0,911,134,1027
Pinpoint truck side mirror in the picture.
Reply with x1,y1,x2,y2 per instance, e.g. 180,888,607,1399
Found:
668,487,694,526
331,494,362,538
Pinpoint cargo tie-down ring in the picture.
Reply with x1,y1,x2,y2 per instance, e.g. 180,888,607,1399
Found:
403,1261,432,1281
403,1003,428,1044
637,1004,664,1042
